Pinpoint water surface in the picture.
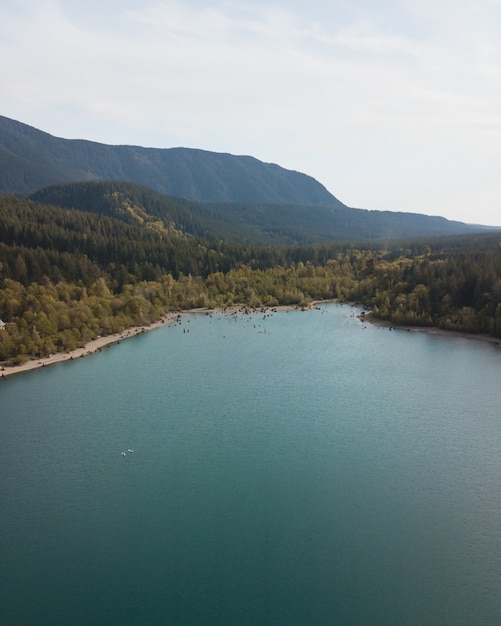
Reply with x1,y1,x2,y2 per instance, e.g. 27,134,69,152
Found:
1,304,500,625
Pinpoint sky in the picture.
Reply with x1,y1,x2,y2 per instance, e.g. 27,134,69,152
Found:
2,0,501,226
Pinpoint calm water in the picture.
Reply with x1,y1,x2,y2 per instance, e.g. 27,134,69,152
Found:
1,303,500,626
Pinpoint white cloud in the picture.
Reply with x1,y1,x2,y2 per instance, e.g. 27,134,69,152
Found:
1,0,501,224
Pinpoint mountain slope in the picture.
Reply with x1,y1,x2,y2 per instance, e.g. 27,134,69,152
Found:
29,181,487,245
2,115,496,243
29,181,241,242
0,115,341,206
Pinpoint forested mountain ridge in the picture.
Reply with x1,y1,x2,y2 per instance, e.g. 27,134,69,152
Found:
30,181,488,246
30,182,219,240
0,115,340,205
1,115,496,243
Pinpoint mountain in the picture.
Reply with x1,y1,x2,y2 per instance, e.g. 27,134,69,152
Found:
0,115,496,243
0,115,340,206
29,181,487,245
29,181,243,243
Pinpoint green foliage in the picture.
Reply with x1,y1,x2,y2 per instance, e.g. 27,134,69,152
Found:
350,238,501,336
1,191,500,365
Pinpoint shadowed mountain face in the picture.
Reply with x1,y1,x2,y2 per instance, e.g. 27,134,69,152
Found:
0,115,341,206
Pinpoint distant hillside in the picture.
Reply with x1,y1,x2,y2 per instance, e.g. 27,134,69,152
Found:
30,181,487,245
1,115,496,244
0,115,341,206
29,182,248,243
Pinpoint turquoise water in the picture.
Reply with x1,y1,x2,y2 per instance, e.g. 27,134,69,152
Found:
1,303,500,626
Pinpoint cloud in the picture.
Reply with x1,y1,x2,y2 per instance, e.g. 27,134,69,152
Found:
1,0,501,224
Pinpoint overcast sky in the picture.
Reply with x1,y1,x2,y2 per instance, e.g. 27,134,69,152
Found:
2,0,501,225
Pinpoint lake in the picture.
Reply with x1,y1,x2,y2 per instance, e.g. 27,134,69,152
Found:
1,303,500,626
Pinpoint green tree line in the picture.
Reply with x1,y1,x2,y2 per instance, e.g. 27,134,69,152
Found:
1,194,500,364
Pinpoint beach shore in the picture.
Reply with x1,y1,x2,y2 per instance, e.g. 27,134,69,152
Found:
0,313,180,379
0,304,314,379
4,302,498,379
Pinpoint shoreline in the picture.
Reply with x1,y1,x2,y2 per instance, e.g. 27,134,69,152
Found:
364,313,501,348
0,313,179,379
3,302,499,379
0,304,313,379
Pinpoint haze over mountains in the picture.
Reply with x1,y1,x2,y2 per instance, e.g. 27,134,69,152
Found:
0,115,495,244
